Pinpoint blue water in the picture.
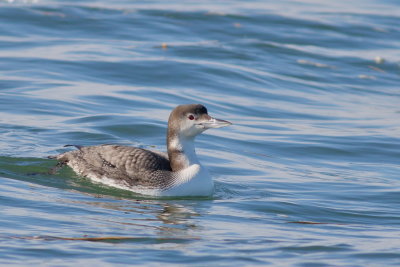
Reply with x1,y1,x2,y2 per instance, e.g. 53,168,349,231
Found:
1,0,400,266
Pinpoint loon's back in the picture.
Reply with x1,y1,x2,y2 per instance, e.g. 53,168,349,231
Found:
56,145,172,189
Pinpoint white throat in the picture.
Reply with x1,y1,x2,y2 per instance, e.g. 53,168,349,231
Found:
165,134,213,196
168,135,200,170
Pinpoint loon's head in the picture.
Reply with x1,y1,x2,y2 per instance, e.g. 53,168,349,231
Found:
168,104,232,138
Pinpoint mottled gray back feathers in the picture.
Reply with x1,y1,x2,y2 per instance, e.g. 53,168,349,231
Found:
57,145,175,189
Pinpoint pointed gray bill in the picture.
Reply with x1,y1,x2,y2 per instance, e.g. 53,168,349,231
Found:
197,117,232,129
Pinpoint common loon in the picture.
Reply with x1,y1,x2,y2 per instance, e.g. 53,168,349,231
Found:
52,104,232,197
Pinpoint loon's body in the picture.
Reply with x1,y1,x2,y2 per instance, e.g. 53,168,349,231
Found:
53,104,231,196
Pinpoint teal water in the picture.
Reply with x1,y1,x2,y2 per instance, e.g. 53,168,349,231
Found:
1,0,400,266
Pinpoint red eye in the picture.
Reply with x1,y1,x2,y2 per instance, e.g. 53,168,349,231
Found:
188,115,195,120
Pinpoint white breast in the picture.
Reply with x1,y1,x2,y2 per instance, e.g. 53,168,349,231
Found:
160,164,214,197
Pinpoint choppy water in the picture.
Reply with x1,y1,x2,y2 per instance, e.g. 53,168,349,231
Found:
1,0,400,266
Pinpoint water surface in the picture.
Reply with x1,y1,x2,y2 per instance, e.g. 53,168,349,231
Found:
1,0,400,266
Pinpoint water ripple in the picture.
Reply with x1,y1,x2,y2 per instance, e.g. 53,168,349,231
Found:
1,0,400,266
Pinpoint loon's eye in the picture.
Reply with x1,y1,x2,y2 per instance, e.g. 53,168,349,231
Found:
188,115,195,120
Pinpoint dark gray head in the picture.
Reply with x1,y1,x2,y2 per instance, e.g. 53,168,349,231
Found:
168,104,231,138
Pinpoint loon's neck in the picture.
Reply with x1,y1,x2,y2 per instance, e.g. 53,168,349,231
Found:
167,132,199,172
